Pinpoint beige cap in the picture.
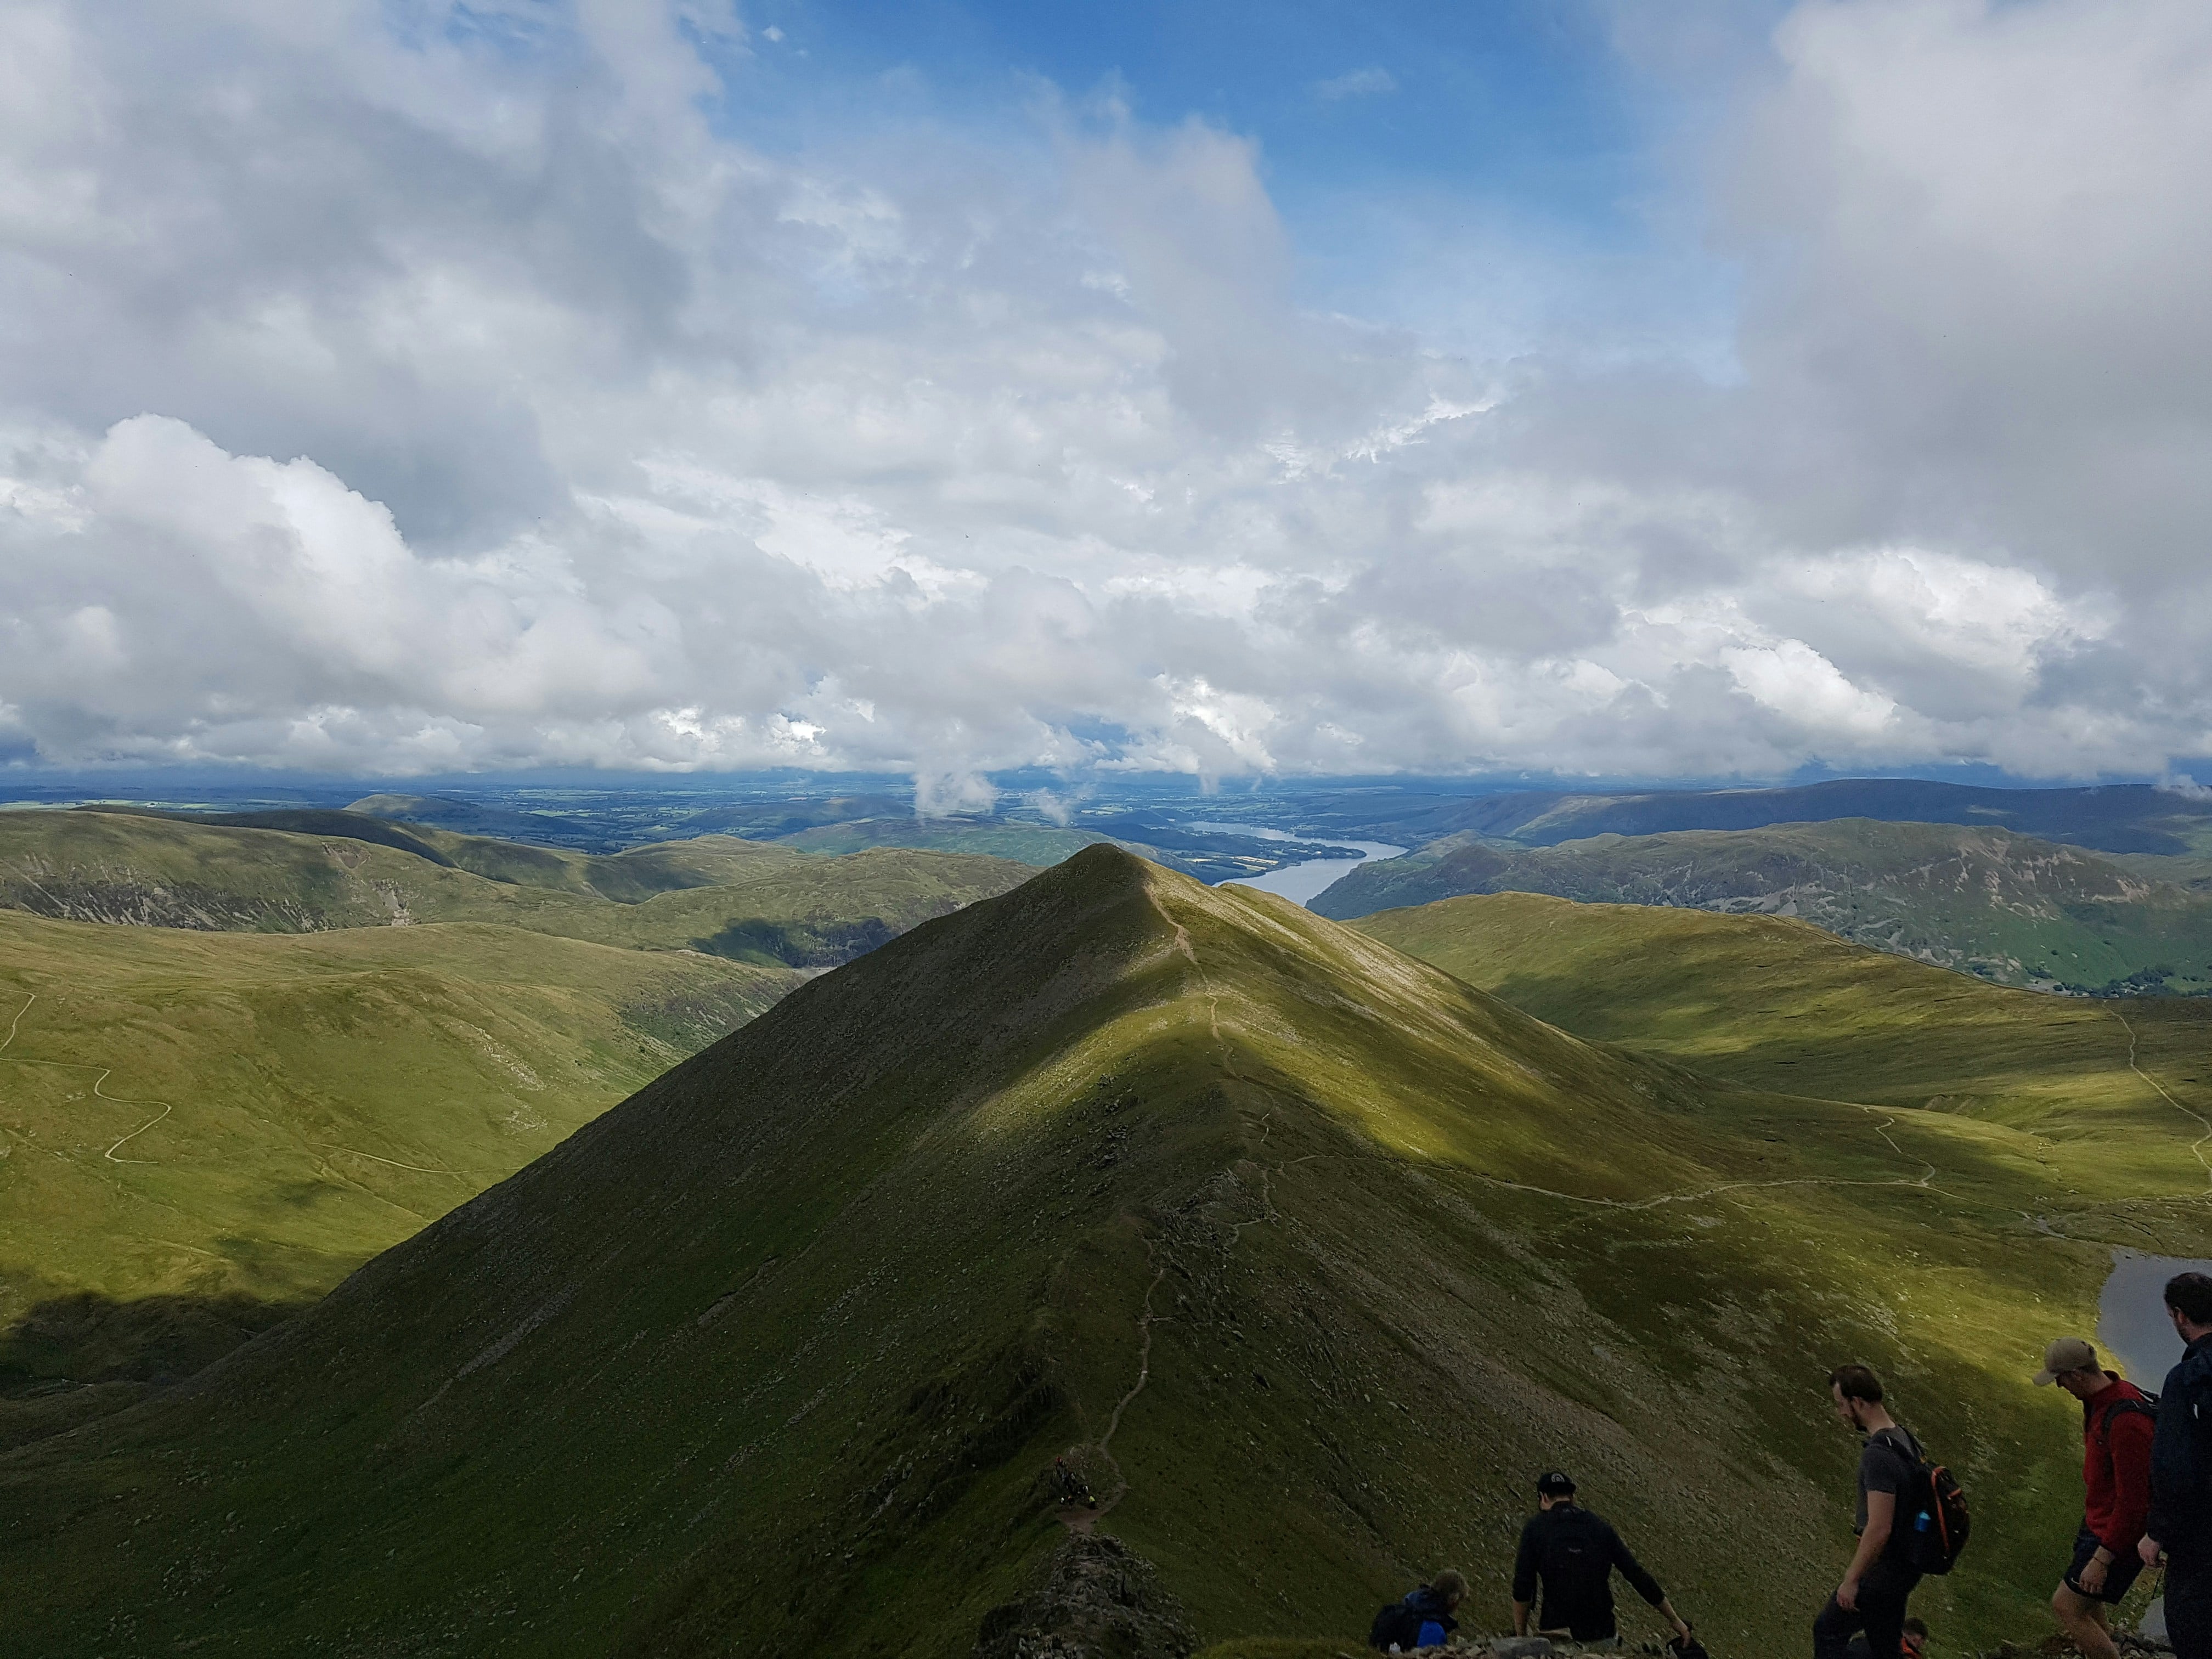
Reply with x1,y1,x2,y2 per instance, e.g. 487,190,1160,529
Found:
2034,1336,2100,1385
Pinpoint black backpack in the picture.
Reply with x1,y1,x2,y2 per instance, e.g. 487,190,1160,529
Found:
2094,1389,2159,1449
1876,1427,1971,1575
1367,1601,1420,1651
1365,1596,1453,1651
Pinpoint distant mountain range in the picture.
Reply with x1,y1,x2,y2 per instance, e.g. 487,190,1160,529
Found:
9,850,2211,1655
1,807,1033,966
1312,818,2212,995
1300,777,2212,857
344,792,1351,882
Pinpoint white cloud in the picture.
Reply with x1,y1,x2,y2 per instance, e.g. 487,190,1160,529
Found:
1720,639,1895,740
0,0,2207,785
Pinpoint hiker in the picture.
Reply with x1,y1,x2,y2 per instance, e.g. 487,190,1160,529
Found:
1367,1570,1464,1652
2143,1272,2212,1659
1052,1457,1097,1510
1814,1364,1927,1659
2037,1336,2153,1659
1510,1470,1696,1650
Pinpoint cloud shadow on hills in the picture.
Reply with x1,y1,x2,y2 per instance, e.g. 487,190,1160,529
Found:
0,1288,310,1390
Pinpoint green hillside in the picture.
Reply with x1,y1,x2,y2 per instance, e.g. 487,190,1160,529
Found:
0,806,574,931
7,850,2209,1656
775,814,1338,884
0,809,1036,965
347,788,916,848
1301,777,2212,856
0,909,795,1389
0,812,1036,1391
1314,817,2212,995
777,816,1120,865
1353,891,2212,1145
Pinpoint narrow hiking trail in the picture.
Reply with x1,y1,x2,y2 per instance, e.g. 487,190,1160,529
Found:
1071,884,1959,1531
0,991,179,1164
2113,1007,2212,1193
1080,1242,1167,1530
2023,1012,2212,1239
0,988,468,1184
1069,891,1295,1532
311,1142,473,1181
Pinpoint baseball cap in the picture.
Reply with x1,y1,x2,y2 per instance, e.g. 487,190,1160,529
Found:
1536,1470,1576,1498
2034,1336,2100,1385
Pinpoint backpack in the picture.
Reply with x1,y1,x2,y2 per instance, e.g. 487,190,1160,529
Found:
1876,1427,1971,1576
1367,1602,1420,1651
1365,1595,1452,1652
2094,1390,2159,1448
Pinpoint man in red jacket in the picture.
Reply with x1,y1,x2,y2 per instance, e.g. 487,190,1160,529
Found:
2039,1336,2155,1659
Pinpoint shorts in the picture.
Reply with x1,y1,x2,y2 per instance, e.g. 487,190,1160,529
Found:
2064,1523,2146,1604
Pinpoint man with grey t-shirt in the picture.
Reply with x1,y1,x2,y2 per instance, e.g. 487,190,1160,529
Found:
1815,1364,1926,1659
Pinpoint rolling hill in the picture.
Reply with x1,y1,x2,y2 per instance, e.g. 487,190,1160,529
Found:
1299,777,2212,857
0,908,794,1391
0,811,1037,1393
343,788,1341,884
347,789,918,849
1351,890,2212,1133
1312,817,2212,995
7,849,2209,1656
0,808,1036,965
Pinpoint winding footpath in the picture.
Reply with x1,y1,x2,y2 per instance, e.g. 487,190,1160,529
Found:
1070,891,1295,1530
2113,1006,2212,1193
0,991,178,1164
0,988,467,1180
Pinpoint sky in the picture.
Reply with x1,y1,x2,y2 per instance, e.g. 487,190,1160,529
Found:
2,0,2210,801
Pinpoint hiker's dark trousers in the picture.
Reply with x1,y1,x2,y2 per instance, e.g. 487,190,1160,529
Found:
2171,1548,2212,1659
1812,1559,1920,1659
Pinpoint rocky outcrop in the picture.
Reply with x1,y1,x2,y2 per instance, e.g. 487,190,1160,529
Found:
972,1534,1197,1659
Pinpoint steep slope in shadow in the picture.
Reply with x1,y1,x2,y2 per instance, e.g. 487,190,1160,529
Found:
0,849,2121,1656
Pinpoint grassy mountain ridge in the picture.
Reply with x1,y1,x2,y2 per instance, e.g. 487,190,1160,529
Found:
6,849,2205,1655
0,809,1036,966
0,908,794,1387
1305,778,2212,856
0,807,551,931
1314,817,2212,994
1350,891,2212,1143
346,789,1334,883
86,805,465,864
0,813,1032,1388
348,789,917,849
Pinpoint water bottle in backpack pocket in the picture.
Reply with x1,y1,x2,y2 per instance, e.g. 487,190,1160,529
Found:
1901,1452,1972,1573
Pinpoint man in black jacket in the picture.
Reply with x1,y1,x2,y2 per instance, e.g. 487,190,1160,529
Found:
2141,1272,2212,1659
1511,1471,1694,1647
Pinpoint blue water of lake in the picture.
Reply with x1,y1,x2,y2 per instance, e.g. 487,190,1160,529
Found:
1185,821,1406,909
2100,1249,2212,1385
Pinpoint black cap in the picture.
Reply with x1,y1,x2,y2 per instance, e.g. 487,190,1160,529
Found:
1536,1470,1576,1498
